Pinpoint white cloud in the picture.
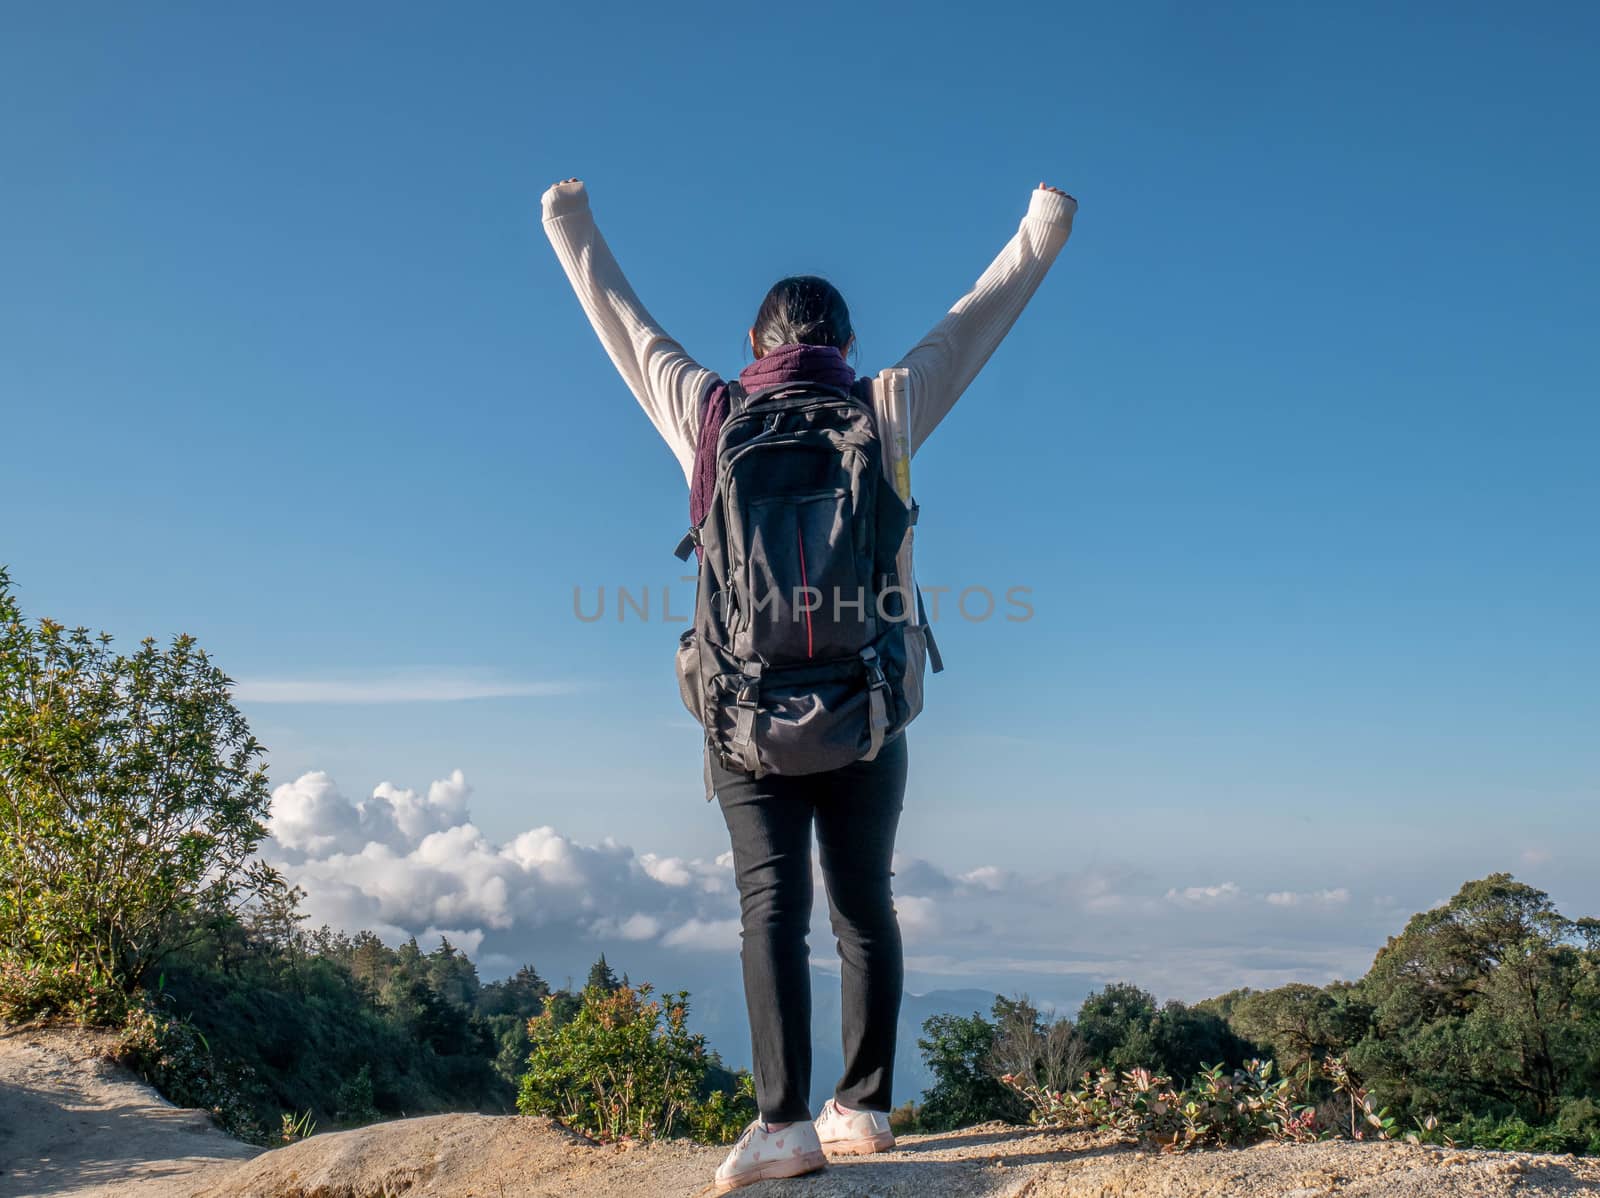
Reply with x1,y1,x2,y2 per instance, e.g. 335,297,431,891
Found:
662,918,742,951
259,768,1408,1006
1166,882,1242,905
640,854,694,887
1520,848,1552,867
235,670,571,704
895,895,940,939
1266,888,1350,907
268,771,364,857
261,770,733,956
957,866,1013,892
590,913,663,941
269,768,477,856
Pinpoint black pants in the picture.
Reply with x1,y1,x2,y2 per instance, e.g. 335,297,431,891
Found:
711,730,909,1124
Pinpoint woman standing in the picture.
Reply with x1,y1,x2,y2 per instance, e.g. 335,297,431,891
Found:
540,176,1076,1192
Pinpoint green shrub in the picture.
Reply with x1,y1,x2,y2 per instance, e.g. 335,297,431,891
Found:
1002,1058,1320,1151
915,1004,1030,1131
115,1003,270,1144
1555,1097,1600,1155
0,567,277,1007
0,957,129,1025
685,1073,758,1144
335,1062,380,1126
516,980,750,1144
1447,1100,1600,1155
517,981,703,1141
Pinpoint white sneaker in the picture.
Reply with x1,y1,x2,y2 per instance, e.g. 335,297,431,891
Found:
813,1097,896,1155
712,1117,827,1194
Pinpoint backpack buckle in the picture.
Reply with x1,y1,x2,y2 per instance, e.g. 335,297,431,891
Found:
728,661,764,773
673,525,701,561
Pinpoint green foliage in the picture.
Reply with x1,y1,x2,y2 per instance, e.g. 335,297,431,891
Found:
1001,1058,1321,1151
479,963,551,1020
0,567,277,1009
1190,874,1600,1155
686,1071,759,1144
1322,1051,1399,1140
116,1004,270,1144
1077,982,1255,1081
914,998,1031,1131
279,1108,317,1143
915,985,1255,1135
888,1099,924,1133
0,954,128,1025
1222,983,1369,1092
586,952,623,994
1448,1097,1600,1155
516,980,720,1143
150,912,509,1131
1348,873,1600,1124
335,1063,379,1126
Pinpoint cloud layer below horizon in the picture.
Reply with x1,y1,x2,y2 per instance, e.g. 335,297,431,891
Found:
257,769,1431,1005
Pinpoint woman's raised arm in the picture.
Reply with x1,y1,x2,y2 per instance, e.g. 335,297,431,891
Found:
891,183,1077,458
541,178,717,481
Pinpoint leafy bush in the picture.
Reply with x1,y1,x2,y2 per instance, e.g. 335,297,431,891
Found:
1002,1058,1320,1151
1346,874,1600,1125
517,980,749,1144
0,567,278,1008
1077,983,1255,1082
0,956,128,1025
915,1002,1031,1131
335,1063,380,1126
915,988,1255,1136
686,1072,759,1144
115,1004,270,1144
147,919,509,1131
1447,1098,1600,1155
279,1108,317,1143
1322,1051,1399,1141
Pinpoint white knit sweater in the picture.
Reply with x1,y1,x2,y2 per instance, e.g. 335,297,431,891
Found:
540,180,1077,482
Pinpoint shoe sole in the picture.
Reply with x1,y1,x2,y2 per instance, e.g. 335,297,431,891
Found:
820,1130,896,1155
713,1149,828,1193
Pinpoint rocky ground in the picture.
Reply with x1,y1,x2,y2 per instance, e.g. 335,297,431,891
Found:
4,1022,1598,1197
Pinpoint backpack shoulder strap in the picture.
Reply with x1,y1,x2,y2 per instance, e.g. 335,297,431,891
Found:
726,378,747,419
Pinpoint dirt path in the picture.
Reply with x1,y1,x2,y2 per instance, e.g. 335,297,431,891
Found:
4,1021,1599,1197
0,1024,259,1198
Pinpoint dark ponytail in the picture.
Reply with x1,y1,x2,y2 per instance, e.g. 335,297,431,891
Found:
748,275,856,362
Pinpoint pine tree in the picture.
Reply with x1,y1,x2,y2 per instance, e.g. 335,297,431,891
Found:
586,952,621,993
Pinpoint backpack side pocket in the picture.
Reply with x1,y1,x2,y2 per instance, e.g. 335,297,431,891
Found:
895,621,928,730
674,627,704,725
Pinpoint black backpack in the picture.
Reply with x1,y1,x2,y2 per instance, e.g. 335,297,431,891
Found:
673,375,943,799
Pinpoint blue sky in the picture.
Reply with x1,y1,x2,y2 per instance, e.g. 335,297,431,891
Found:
3,0,1598,1013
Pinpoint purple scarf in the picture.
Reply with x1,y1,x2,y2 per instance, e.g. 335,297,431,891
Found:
688,342,860,530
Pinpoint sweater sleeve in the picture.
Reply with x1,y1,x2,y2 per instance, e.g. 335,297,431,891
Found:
890,187,1077,458
540,180,718,482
